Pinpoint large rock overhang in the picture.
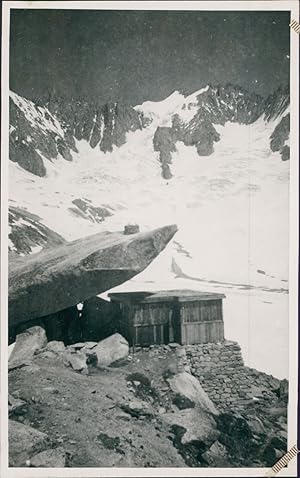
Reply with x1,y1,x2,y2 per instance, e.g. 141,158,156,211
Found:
8,224,177,329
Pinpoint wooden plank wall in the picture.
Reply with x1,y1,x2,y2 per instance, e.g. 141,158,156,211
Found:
131,302,171,326
181,300,222,323
181,320,224,345
117,298,224,346
119,302,171,346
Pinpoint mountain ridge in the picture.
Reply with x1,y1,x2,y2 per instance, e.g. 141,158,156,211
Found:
9,83,290,178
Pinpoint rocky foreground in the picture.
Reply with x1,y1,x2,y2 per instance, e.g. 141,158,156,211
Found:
9,327,288,468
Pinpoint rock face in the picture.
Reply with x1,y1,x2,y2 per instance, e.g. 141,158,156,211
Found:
9,420,50,466
9,92,148,176
9,206,66,255
8,326,47,370
9,224,177,329
94,333,129,367
9,92,76,177
263,85,290,122
46,97,147,153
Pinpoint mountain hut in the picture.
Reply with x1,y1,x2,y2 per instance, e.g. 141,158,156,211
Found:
108,289,225,347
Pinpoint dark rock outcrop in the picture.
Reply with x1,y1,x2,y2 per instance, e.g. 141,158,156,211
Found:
9,206,66,255
153,117,220,178
153,126,177,179
46,96,147,153
270,113,290,161
8,224,177,329
69,198,113,224
193,84,265,125
9,92,147,176
264,85,290,122
9,93,76,177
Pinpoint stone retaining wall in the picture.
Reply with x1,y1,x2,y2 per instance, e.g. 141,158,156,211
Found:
185,340,282,411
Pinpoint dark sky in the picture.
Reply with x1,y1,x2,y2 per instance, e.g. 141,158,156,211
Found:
9,9,290,104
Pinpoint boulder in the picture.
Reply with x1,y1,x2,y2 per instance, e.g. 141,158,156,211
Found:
8,326,47,370
163,408,219,447
83,349,98,366
121,399,154,418
9,225,177,329
63,350,88,373
9,420,49,467
168,372,218,415
82,342,98,350
94,333,129,367
30,447,66,467
201,440,230,466
246,416,267,436
46,340,65,353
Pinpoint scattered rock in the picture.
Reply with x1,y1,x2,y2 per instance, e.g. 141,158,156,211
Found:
169,343,180,349
82,341,98,350
9,420,50,467
69,342,86,350
30,447,66,467
164,363,178,378
201,440,230,466
63,350,88,373
37,350,57,359
8,394,27,417
94,333,129,367
121,399,154,418
172,393,195,410
83,349,98,366
9,326,47,370
97,432,124,454
46,341,65,353
246,416,266,436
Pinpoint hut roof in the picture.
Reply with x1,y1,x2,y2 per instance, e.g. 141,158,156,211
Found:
109,289,225,304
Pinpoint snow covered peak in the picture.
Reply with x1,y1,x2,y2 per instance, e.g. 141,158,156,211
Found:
134,86,210,126
134,90,185,125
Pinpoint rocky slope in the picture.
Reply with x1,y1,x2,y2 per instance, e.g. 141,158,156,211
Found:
8,327,288,468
